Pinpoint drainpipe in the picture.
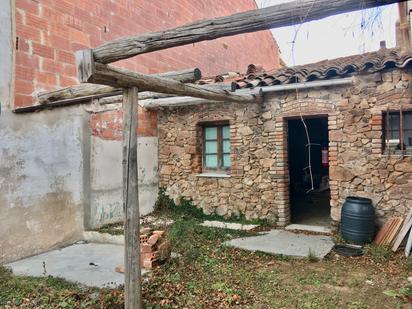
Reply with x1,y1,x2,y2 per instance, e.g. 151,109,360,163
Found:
140,77,354,109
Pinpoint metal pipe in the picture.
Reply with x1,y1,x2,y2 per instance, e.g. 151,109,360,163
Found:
236,77,353,94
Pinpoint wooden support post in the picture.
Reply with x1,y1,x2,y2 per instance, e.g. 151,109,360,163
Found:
123,87,142,309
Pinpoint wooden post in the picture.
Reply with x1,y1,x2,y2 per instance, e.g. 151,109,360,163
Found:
122,87,142,309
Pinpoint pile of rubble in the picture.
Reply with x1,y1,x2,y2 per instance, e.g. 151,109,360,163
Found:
140,228,171,269
116,228,171,272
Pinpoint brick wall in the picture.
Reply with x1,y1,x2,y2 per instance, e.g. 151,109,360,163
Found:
90,107,157,140
14,0,280,114
158,68,412,226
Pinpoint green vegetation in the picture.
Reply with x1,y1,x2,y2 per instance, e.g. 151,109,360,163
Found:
307,249,320,262
384,285,412,300
404,255,412,271
94,222,123,235
2,198,411,308
0,266,124,308
155,187,274,226
363,244,394,263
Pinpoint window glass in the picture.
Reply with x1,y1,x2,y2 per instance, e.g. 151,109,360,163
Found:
384,111,412,155
205,127,217,140
223,140,230,153
405,132,412,146
404,114,412,130
205,154,218,167
203,124,231,170
205,141,218,154
389,114,400,131
223,154,231,167
222,125,230,139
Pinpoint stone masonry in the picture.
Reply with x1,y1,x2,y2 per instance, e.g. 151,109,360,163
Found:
158,67,412,226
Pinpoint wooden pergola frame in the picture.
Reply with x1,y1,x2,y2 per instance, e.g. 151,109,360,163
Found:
33,1,408,307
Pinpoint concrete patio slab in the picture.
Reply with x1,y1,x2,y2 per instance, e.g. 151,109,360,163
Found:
285,224,331,234
200,220,258,230
225,229,334,258
6,243,147,288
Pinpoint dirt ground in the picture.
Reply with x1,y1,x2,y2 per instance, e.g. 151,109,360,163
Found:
1,211,412,308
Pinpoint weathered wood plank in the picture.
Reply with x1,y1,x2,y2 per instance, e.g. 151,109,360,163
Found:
392,209,412,252
85,63,262,104
37,68,202,105
76,49,95,82
38,84,121,105
122,87,142,309
92,0,406,64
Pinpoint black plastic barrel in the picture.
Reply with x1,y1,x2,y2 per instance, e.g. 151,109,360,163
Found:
341,196,375,245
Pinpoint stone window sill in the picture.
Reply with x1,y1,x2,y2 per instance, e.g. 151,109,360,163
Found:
196,173,231,178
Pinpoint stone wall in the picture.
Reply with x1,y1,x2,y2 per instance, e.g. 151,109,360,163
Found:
158,102,277,221
158,67,412,226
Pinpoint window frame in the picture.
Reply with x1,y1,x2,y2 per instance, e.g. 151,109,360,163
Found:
202,122,231,173
383,109,412,157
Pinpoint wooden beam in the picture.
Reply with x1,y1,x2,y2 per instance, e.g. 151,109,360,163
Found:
122,87,142,309
156,68,201,82
38,84,121,105
83,62,262,104
91,0,407,64
37,68,202,105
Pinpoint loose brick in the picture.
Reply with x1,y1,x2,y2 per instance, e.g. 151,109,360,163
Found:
140,243,155,253
147,234,159,246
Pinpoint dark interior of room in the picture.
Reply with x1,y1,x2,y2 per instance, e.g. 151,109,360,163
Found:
287,117,331,226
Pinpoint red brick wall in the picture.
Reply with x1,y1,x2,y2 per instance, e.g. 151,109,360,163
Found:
15,0,281,137
90,107,157,140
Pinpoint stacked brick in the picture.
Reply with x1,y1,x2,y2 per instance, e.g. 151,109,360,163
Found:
115,229,170,272
140,229,170,269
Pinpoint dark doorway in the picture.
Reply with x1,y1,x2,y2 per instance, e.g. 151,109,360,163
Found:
287,116,331,226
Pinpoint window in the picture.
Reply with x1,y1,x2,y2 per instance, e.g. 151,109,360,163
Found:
203,124,231,172
383,110,412,156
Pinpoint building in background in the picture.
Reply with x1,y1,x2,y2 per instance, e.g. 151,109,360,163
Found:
0,0,281,263
158,48,412,228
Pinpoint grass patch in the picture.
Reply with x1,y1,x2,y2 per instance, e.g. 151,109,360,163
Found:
141,216,409,308
155,187,274,226
2,213,410,308
383,284,412,302
93,222,123,235
0,266,124,308
404,255,412,271
363,244,394,263
307,249,320,262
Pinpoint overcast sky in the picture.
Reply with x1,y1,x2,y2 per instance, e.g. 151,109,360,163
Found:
255,0,399,66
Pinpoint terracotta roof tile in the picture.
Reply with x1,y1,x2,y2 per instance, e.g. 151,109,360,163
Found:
199,48,412,90
234,48,412,89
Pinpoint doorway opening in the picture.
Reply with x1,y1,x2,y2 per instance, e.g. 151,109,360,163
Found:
287,116,330,227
